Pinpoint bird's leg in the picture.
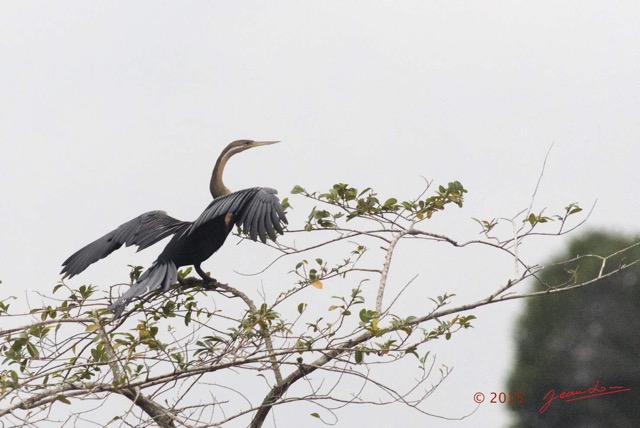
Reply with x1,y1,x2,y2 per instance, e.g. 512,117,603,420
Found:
195,263,219,290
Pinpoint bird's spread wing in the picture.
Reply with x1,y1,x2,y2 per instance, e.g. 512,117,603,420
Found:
191,187,288,243
61,211,191,278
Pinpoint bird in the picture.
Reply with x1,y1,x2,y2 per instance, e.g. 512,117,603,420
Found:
61,140,287,318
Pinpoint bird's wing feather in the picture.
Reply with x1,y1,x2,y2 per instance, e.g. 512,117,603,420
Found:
191,187,288,243
61,211,190,278
256,201,267,243
108,260,178,318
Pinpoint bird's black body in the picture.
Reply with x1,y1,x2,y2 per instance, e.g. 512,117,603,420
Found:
159,215,230,268
61,141,286,317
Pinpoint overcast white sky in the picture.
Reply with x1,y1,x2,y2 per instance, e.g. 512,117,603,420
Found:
1,2,639,427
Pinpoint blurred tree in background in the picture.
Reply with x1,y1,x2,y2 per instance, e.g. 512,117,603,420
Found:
508,231,640,427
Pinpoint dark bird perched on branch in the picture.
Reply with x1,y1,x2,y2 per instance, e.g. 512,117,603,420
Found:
61,140,287,317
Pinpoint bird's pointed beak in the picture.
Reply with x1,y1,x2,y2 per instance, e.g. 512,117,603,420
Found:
252,140,280,147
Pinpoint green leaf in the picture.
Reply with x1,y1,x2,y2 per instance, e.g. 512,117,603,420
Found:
291,185,305,194
357,187,371,197
26,342,39,358
359,308,377,323
405,345,419,358
280,197,291,210
178,266,192,279
297,303,307,314
371,318,379,332
85,324,100,332
56,395,71,405
383,198,397,207
310,412,320,418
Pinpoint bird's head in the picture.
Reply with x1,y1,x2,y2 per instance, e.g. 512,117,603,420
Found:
210,140,281,198
225,139,280,156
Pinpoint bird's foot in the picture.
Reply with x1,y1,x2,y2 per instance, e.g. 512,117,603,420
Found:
194,265,221,290
201,277,220,291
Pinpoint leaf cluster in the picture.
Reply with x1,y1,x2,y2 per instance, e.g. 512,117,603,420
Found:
292,181,467,230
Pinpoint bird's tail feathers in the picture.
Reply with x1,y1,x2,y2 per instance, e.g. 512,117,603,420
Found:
109,260,177,318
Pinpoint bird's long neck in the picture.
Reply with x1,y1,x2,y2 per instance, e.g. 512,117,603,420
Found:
210,150,233,198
